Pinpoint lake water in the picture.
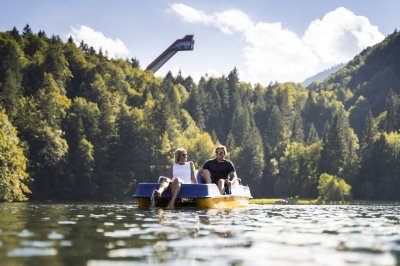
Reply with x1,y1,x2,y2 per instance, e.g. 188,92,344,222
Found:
0,203,399,265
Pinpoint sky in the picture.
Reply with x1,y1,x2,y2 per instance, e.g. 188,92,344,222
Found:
1,0,399,85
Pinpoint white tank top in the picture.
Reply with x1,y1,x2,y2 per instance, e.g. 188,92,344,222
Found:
172,162,192,183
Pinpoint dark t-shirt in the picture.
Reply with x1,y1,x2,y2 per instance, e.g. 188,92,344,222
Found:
202,159,235,182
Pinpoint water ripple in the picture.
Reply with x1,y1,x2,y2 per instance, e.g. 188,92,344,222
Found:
0,203,399,265
7,247,57,257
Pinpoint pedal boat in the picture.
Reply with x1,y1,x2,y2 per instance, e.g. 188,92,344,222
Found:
133,182,252,209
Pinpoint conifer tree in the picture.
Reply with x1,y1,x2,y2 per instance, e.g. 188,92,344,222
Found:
385,89,400,132
318,110,359,179
129,57,140,68
229,100,251,147
0,34,25,119
44,39,72,86
291,111,304,143
67,35,74,44
319,120,341,176
0,109,30,201
9,27,21,42
265,105,286,154
36,73,71,128
22,24,32,36
234,126,265,195
306,123,319,145
186,87,205,130
355,111,378,198
360,111,377,156
204,80,222,134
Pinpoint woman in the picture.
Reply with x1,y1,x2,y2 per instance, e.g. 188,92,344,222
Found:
154,148,197,209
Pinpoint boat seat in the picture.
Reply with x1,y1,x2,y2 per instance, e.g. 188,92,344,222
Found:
196,172,242,186
196,171,203,183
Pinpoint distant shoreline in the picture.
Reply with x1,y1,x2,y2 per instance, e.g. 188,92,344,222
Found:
250,198,400,205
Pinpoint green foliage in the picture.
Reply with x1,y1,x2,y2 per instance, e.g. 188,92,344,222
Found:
360,111,377,158
318,173,352,201
374,132,400,200
319,110,359,180
232,126,265,192
0,33,26,119
349,96,371,136
0,27,399,201
274,142,320,198
0,109,30,201
306,123,319,145
72,137,95,199
175,110,217,167
384,90,400,132
36,73,71,128
317,31,400,116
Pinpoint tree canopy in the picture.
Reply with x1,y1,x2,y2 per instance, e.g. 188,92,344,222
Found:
0,27,400,201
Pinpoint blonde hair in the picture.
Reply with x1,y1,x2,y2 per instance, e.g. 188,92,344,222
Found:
174,148,187,163
215,145,228,156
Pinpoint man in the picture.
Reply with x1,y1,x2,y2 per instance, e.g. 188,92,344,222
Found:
200,145,238,194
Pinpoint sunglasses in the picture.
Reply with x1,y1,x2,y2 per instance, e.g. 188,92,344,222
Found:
215,151,224,155
181,153,188,156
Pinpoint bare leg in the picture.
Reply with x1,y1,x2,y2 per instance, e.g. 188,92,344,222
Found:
154,180,170,197
217,179,226,194
166,179,182,209
202,169,212,184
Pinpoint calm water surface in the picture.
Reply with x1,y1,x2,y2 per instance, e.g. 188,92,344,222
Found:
0,203,399,265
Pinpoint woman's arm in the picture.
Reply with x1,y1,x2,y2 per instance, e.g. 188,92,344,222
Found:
190,161,197,184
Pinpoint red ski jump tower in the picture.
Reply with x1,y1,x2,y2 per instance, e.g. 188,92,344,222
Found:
146,35,194,73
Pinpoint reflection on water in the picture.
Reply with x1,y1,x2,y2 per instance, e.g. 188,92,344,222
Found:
0,203,399,265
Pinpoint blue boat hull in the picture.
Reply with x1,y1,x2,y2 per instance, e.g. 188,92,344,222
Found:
133,183,252,209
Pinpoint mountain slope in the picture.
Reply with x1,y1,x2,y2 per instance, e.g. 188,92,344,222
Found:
316,31,400,114
303,63,345,86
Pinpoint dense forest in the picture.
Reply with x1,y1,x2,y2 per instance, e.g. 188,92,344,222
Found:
0,25,399,202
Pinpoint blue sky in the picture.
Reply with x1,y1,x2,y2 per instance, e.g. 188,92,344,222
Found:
1,0,399,85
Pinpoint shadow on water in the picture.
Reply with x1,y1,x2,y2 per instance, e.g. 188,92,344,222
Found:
0,203,399,265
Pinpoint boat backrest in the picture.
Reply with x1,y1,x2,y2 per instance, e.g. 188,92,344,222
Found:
133,182,252,198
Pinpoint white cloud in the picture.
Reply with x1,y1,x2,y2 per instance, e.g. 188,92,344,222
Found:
243,22,320,83
169,3,213,25
214,9,253,34
67,25,129,58
169,4,252,34
303,7,383,68
170,4,385,84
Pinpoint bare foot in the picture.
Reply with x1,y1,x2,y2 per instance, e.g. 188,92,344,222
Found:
164,205,175,210
153,190,161,197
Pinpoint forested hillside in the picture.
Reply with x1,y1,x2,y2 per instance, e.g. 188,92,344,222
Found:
0,25,399,202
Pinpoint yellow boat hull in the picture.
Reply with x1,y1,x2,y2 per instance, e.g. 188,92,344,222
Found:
137,195,250,209
195,196,250,209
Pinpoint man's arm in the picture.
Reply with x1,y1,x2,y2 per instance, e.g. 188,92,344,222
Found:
227,160,237,186
226,171,237,188
228,171,237,182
